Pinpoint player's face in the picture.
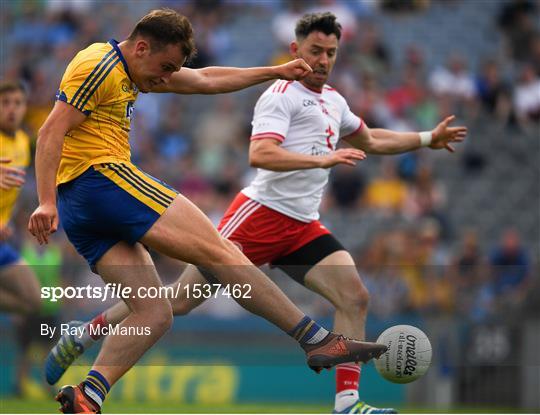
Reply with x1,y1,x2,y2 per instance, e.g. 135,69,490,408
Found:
132,41,186,93
0,90,26,134
291,31,338,91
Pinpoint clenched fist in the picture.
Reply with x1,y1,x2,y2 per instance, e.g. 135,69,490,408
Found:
274,58,313,81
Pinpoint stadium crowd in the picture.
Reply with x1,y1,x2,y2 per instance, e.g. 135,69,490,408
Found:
1,0,538,323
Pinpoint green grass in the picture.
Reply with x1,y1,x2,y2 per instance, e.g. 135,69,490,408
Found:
1,399,331,414
0,399,532,414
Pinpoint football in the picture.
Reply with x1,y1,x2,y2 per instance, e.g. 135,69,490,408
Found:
374,325,432,384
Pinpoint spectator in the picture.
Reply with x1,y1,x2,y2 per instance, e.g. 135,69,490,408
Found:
386,66,426,120
380,0,430,13
193,96,245,177
497,0,539,63
416,220,452,313
449,229,489,317
328,164,366,210
530,33,540,76
475,59,512,123
513,64,540,128
489,228,531,301
404,165,449,237
352,71,395,128
359,232,411,318
349,22,390,76
429,54,477,104
271,0,305,49
365,159,408,215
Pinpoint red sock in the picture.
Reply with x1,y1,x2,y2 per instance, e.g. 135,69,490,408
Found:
336,363,361,393
88,313,108,341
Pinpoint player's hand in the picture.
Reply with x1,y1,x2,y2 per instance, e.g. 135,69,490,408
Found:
275,59,313,81
0,158,26,190
0,226,13,241
429,115,468,153
28,203,59,245
320,148,367,168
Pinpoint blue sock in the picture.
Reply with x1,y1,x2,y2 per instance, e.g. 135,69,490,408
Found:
83,369,110,407
288,315,329,346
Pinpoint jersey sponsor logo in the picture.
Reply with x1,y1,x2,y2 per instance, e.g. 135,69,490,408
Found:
303,99,317,107
310,145,331,157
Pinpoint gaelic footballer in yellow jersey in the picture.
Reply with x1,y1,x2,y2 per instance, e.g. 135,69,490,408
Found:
56,39,138,185
0,81,41,315
0,129,30,228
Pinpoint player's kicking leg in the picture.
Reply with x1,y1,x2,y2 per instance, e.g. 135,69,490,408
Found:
144,195,387,370
55,195,386,412
303,250,396,414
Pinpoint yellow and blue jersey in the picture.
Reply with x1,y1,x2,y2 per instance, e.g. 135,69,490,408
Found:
55,40,178,269
0,129,30,228
56,39,138,185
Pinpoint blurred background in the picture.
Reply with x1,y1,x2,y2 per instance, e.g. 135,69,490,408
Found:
0,0,539,413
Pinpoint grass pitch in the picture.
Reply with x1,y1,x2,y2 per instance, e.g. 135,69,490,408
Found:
0,398,531,414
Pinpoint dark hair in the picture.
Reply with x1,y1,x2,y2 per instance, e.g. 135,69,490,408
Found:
295,12,342,41
128,8,196,60
0,80,27,97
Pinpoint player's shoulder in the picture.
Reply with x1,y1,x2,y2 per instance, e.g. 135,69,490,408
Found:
257,80,297,106
266,80,295,95
70,42,113,66
322,84,345,100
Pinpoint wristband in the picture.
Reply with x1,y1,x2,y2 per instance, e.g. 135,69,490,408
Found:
419,131,433,147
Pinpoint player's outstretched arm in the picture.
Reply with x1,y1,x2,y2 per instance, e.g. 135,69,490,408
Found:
28,101,86,245
249,138,366,171
343,115,467,155
151,59,312,94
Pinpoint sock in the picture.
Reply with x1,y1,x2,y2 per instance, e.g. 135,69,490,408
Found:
334,363,361,411
78,313,108,347
83,369,110,408
288,316,329,346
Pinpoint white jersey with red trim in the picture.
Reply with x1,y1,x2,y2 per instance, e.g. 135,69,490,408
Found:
242,80,363,222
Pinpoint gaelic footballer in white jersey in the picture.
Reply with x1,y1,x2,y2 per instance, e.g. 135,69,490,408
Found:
243,79,363,222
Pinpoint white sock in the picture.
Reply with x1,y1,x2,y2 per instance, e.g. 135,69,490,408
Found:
334,389,359,412
83,384,103,407
76,322,95,348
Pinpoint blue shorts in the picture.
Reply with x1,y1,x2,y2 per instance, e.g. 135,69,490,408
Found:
0,242,20,268
57,162,178,270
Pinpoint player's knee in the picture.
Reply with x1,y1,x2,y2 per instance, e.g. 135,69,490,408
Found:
204,237,245,267
335,277,370,314
147,299,173,335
